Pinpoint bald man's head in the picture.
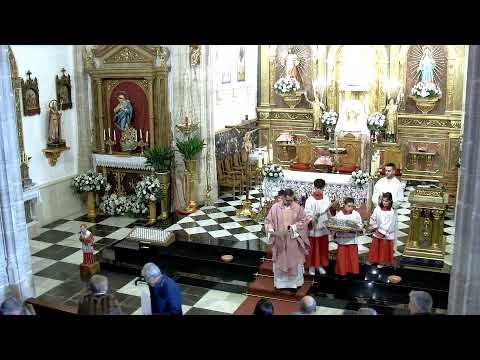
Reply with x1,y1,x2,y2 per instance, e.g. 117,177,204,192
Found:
300,296,317,314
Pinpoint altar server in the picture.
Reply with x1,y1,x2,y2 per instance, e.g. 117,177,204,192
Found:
265,189,310,292
367,192,396,267
304,178,338,275
333,197,363,276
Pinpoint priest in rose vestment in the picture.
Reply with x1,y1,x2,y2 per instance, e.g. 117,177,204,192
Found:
265,189,310,291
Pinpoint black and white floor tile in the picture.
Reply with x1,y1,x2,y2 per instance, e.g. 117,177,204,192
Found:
28,184,455,315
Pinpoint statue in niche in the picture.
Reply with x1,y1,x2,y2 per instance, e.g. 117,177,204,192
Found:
47,99,65,147
114,92,133,130
285,49,300,83
383,96,399,143
418,46,436,83
304,81,326,131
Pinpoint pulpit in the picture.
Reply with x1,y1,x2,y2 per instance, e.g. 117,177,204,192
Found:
402,186,449,265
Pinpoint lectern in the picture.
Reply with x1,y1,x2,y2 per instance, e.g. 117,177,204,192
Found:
402,186,449,265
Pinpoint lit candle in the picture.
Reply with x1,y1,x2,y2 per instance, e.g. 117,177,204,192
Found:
140,129,143,140
103,129,106,141
146,130,149,143
113,130,116,142
108,128,111,139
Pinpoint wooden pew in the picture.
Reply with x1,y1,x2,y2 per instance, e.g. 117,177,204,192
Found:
25,298,78,315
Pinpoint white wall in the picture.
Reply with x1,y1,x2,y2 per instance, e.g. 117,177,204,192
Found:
10,46,83,225
213,45,258,132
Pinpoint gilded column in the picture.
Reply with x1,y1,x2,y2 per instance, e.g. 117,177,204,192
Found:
422,209,432,248
269,54,276,107
408,207,422,248
259,45,270,108
446,57,456,112
431,209,444,251
147,77,155,147
95,78,105,153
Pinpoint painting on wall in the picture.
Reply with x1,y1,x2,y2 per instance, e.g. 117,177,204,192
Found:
56,68,73,110
237,47,245,82
21,70,40,116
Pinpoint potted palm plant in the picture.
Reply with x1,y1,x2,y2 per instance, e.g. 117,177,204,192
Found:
144,146,175,220
175,135,206,214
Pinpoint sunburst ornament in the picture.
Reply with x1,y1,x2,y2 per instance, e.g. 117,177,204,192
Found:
275,45,312,87
408,45,446,86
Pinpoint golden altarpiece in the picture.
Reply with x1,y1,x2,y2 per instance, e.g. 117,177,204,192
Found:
256,45,465,207
84,45,171,196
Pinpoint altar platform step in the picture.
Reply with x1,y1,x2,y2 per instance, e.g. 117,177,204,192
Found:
234,294,300,315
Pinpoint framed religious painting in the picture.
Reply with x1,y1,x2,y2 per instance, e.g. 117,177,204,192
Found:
56,68,73,110
237,47,245,81
21,70,40,116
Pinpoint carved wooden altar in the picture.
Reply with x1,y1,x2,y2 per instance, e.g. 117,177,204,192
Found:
84,45,171,153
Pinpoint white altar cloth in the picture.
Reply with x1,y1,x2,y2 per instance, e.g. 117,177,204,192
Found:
263,169,370,206
92,154,154,171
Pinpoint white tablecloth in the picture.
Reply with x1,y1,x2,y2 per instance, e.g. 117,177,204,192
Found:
262,169,370,206
92,154,154,171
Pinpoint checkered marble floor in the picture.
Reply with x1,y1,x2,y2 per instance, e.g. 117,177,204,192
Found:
28,183,455,315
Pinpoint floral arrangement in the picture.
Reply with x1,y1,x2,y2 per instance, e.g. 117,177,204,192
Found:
273,77,300,95
134,175,162,203
262,163,283,179
72,170,111,193
321,111,338,128
351,170,369,186
99,193,148,216
411,81,442,98
367,112,386,134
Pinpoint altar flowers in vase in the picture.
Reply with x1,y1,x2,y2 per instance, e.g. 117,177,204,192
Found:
263,164,284,179
367,112,385,142
99,194,148,216
351,170,369,187
411,81,442,99
273,77,300,95
321,111,338,140
72,170,111,220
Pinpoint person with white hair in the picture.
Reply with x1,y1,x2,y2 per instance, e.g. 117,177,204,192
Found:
408,291,433,315
78,274,122,315
0,297,30,315
357,307,378,315
141,262,182,316
291,295,317,315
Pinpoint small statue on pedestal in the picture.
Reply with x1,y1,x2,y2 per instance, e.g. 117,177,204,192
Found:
383,95,400,143
79,224,100,278
47,99,65,147
304,80,326,133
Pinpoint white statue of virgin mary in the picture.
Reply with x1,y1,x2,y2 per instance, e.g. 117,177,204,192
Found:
418,46,436,83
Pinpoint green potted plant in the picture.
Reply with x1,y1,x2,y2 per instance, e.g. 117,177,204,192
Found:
144,146,175,220
175,135,206,214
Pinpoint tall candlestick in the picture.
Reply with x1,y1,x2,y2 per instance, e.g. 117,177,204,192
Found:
140,129,143,140
104,129,106,141
113,130,116,142
146,130,149,143
108,128,111,139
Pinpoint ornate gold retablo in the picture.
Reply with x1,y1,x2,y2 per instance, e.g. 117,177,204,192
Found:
403,186,449,263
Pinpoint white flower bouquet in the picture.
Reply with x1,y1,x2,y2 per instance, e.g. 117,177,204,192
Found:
134,175,162,203
321,111,338,129
99,194,148,216
72,170,111,193
262,163,283,179
273,77,300,95
367,112,386,134
411,81,442,98
351,170,369,186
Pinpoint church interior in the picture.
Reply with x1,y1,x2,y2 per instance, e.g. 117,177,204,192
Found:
0,44,477,316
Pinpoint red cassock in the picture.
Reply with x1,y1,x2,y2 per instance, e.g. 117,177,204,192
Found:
335,244,359,276
306,235,329,268
367,236,394,265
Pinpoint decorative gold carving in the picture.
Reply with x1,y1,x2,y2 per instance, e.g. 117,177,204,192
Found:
446,62,455,111
431,209,444,250
106,80,122,95
21,70,40,116
104,47,148,64
258,111,313,121
398,117,461,129
422,209,432,246
42,146,70,166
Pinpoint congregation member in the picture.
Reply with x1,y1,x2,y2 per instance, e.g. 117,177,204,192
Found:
141,262,182,315
78,275,123,315
304,178,338,275
291,296,317,315
253,298,274,316
408,291,433,315
276,189,285,203
0,297,32,315
333,197,363,276
265,188,310,293
367,192,396,267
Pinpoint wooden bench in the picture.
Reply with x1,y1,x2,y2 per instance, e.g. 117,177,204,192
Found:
25,298,78,315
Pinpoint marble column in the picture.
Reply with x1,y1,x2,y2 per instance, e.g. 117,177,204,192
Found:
0,45,33,302
447,45,480,314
